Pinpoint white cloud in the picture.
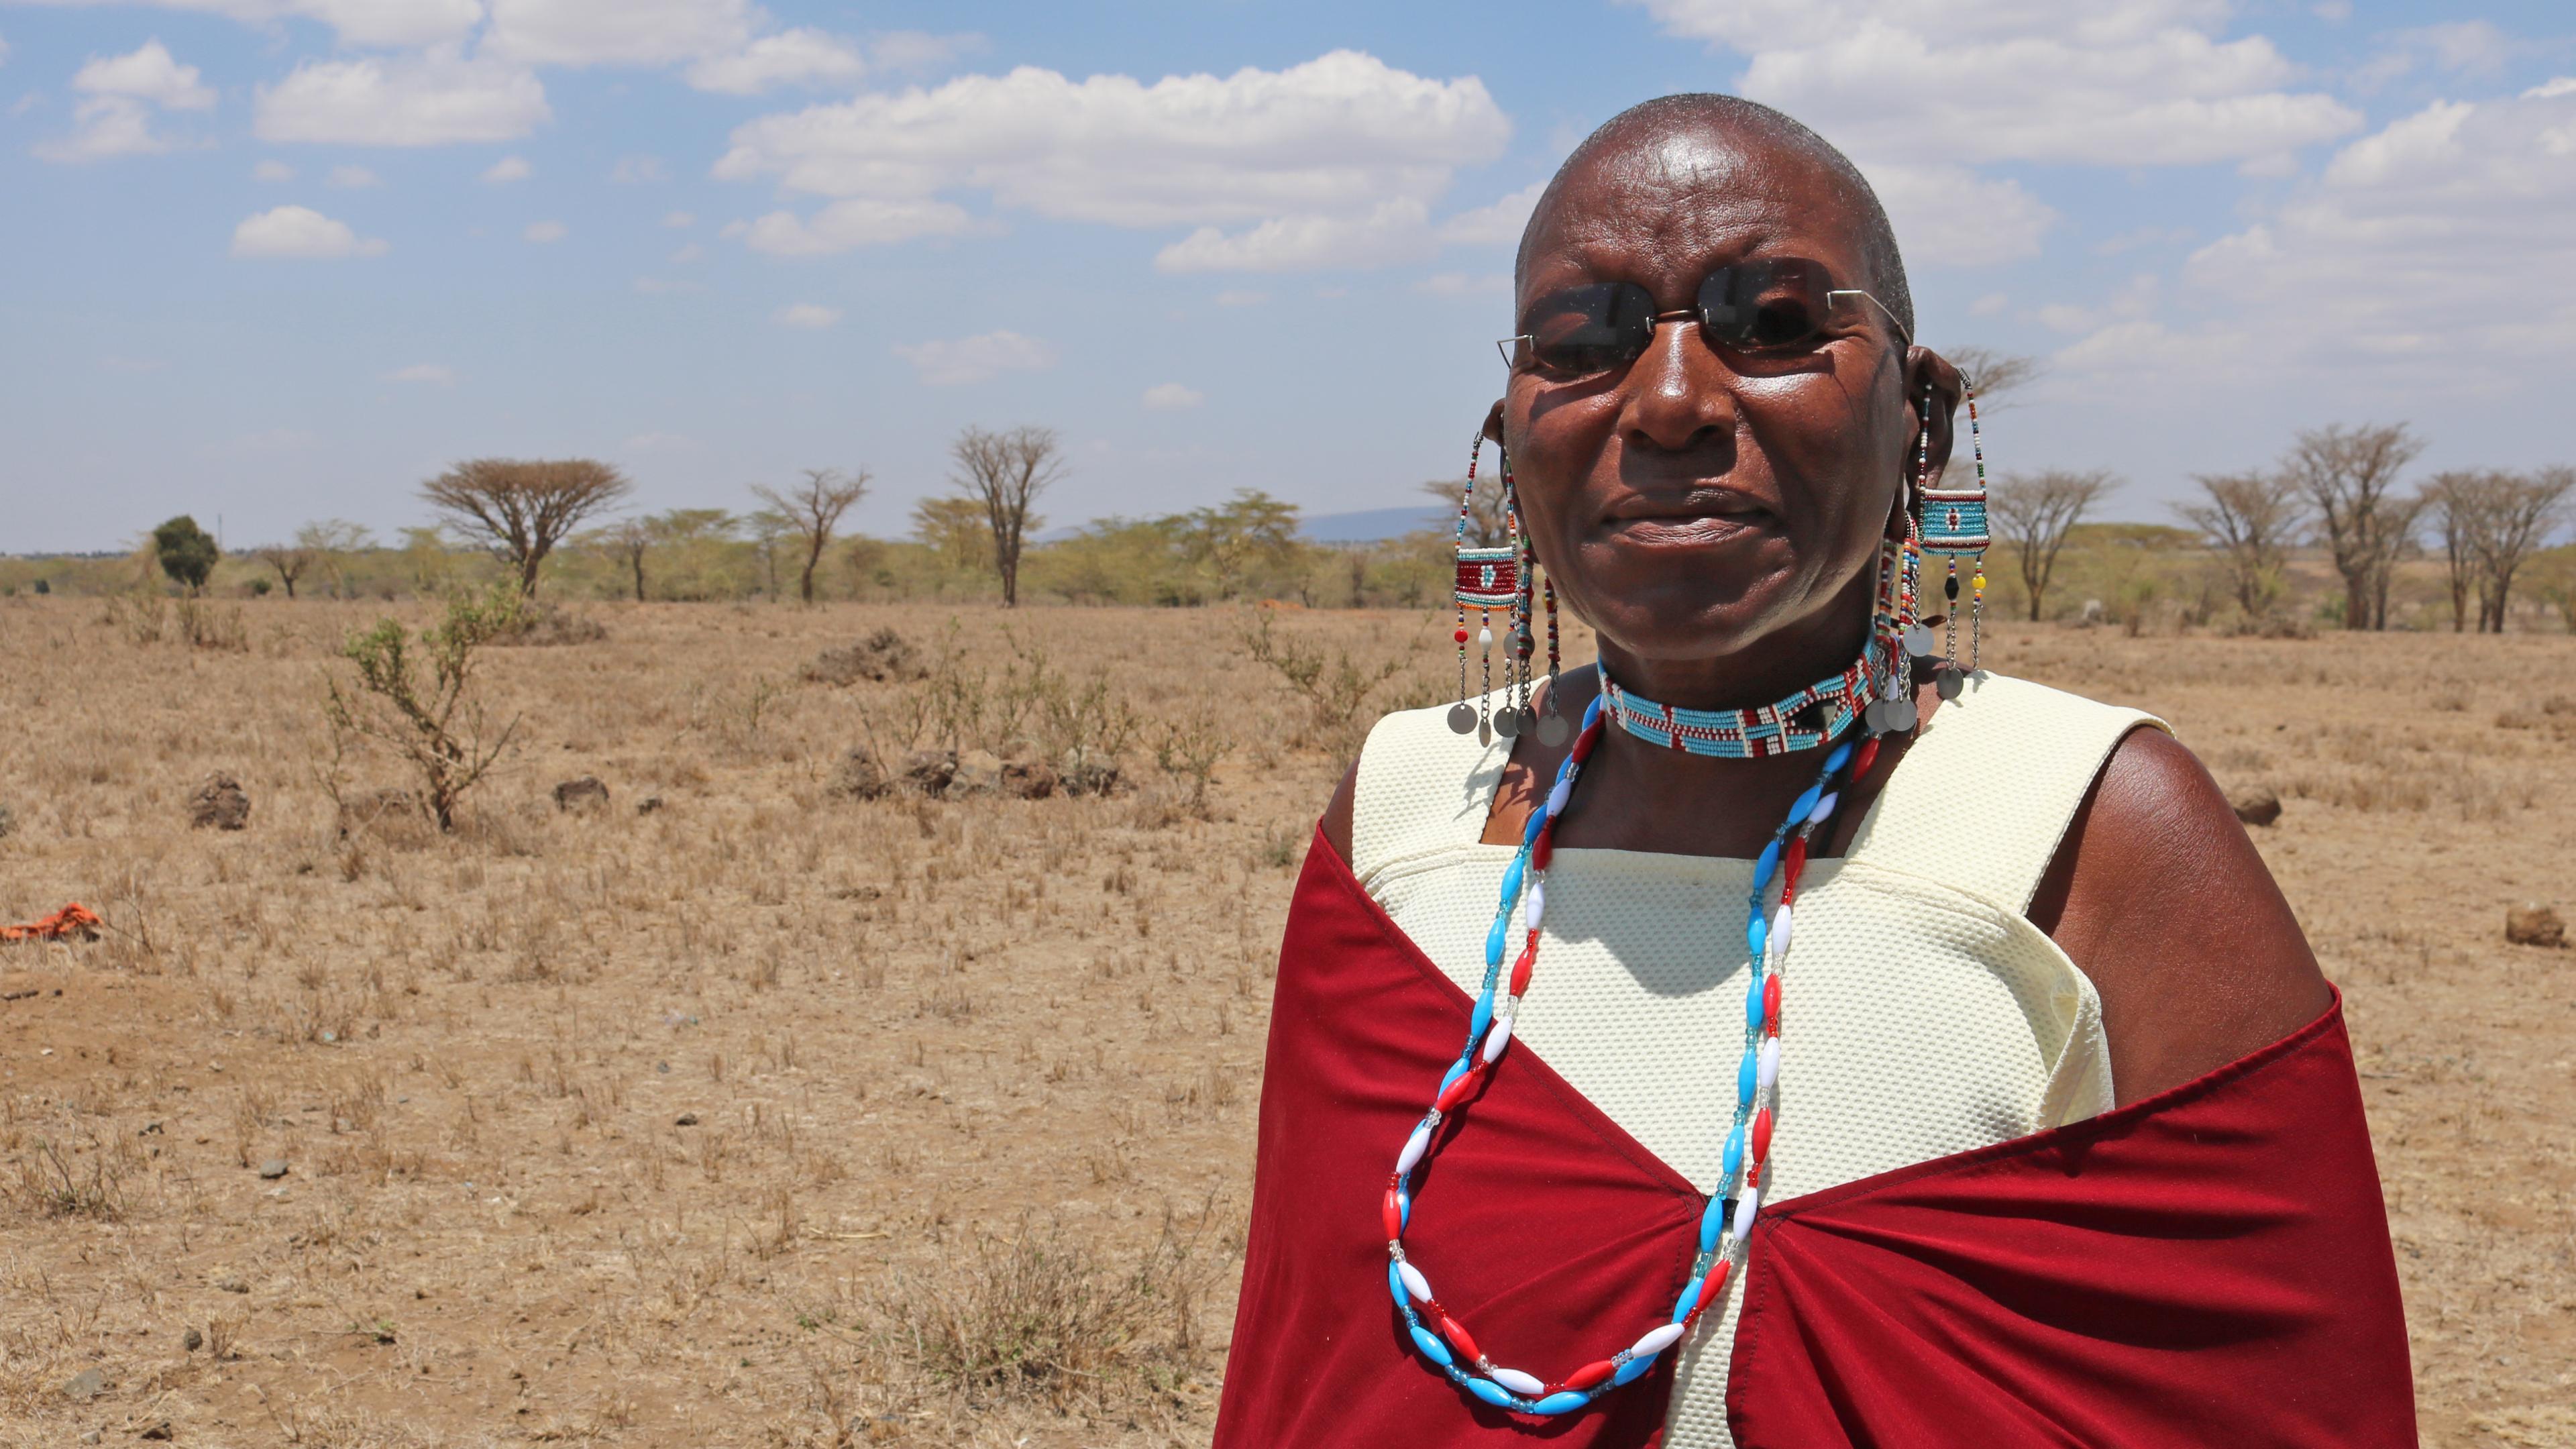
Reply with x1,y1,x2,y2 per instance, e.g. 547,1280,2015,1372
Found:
2061,82,2576,392
0,31,10,66
253,158,294,181
687,28,867,95
34,38,215,162
1639,1,2362,168
484,0,755,66
716,50,1507,269
741,197,972,254
19,0,480,48
385,362,454,384
1214,289,1267,307
481,154,531,182
523,219,566,242
772,302,841,329
230,204,386,258
661,209,694,227
326,162,380,187
893,329,1055,386
1413,271,1508,297
72,39,214,109
257,50,549,146
1142,382,1203,409
1970,291,2008,316
1157,198,1436,273
667,241,702,262
610,152,669,182
1436,180,1544,246
1858,160,2055,266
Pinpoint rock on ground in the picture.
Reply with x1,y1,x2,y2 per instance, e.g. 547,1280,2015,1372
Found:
188,771,251,830
553,775,610,812
2229,785,2282,827
2507,904,2565,949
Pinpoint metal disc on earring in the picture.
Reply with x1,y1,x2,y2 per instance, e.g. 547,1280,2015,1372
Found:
1903,624,1936,657
1536,712,1571,746
1935,665,1965,701
1494,706,1522,739
1446,702,1478,735
1477,717,1493,747
1883,696,1920,733
1863,698,1891,735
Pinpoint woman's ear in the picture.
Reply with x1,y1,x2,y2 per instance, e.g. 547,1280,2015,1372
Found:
1907,346,1964,483
1483,398,1507,445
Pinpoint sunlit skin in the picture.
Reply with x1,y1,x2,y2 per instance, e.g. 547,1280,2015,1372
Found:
1326,108,2329,1106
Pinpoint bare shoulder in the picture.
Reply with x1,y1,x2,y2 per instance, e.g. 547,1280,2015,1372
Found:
2031,724,2332,1105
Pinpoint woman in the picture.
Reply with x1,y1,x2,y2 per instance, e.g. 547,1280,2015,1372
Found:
1213,97,2414,1447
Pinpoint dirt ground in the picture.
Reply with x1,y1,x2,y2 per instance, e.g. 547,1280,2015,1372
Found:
1,597,2570,1448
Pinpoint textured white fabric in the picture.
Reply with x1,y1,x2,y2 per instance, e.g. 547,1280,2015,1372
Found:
1350,672,2162,1448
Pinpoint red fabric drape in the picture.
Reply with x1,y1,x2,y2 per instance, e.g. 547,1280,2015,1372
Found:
1212,829,2415,1448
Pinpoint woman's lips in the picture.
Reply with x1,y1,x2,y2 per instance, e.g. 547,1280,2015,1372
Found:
1599,511,1771,547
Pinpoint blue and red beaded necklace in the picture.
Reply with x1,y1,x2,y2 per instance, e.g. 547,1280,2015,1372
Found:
1381,531,1927,1417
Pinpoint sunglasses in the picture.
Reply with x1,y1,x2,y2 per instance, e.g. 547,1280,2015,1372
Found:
1497,258,1910,377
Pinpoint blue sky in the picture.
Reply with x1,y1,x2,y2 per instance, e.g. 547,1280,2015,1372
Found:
3,0,2572,551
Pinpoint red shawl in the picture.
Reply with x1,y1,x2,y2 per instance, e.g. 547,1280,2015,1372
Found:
1212,830,2415,1448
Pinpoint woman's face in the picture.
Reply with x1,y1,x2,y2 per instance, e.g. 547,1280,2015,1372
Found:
1497,127,1939,680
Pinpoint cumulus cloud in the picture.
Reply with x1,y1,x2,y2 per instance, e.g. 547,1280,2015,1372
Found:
867,30,983,73
230,204,387,258
523,219,566,241
893,329,1055,386
716,50,1507,268
1413,271,1509,297
741,197,972,255
257,49,549,146
1639,0,2361,168
326,163,381,186
2057,79,2576,391
610,152,669,182
772,302,840,328
1858,160,2055,267
1141,382,1203,409
253,158,294,180
687,28,867,95
34,39,214,162
21,0,480,48
1436,181,1545,246
481,154,531,182
661,209,694,227
484,0,755,66
385,362,455,384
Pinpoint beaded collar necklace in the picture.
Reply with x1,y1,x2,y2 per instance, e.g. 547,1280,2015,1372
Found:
1598,653,1872,759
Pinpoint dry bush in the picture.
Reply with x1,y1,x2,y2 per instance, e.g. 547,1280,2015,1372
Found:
1238,608,1417,753
867,1220,1215,1418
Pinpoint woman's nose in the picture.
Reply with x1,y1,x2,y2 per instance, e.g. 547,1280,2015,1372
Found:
1619,318,1737,456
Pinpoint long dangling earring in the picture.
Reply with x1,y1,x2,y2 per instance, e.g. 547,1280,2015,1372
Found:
1919,372,1991,700
1452,431,1521,742
1534,484,1568,747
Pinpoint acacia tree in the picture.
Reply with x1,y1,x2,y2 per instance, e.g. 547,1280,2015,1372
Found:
2178,471,2307,617
950,425,1065,606
421,458,631,596
252,540,316,598
2425,468,2575,631
1418,476,1510,546
751,468,871,604
1989,470,2116,622
297,519,374,598
1940,345,2042,411
2284,423,2423,631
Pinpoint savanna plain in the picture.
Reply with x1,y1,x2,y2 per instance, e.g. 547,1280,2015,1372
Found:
1,597,2571,1448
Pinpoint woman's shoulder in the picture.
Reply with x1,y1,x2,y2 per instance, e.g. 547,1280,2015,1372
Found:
1320,692,1509,868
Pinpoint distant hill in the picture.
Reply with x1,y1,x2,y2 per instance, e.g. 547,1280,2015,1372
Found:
1298,506,1447,543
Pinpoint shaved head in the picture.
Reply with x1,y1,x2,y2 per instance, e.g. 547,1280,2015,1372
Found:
1517,93,1913,337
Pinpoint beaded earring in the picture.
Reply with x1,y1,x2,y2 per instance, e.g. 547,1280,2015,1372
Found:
1917,372,1991,700
1450,432,1523,743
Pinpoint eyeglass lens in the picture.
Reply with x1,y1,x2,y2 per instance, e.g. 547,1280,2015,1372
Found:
1509,259,1843,376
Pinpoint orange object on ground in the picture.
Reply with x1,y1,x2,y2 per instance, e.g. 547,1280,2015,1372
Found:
0,904,101,942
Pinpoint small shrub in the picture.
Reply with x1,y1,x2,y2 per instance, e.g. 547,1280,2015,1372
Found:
804,627,926,684
323,586,526,830
1240,608,1413,751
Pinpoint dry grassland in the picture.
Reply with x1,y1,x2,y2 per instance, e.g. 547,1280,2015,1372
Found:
0,597,2570,1448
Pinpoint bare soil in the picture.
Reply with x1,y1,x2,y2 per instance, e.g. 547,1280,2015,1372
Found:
1,598,2569,1447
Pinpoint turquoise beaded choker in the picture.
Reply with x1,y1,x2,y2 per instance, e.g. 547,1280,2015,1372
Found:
1599,652,1874,759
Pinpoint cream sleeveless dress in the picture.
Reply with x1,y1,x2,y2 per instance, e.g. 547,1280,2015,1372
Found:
1349,671,2163,1448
